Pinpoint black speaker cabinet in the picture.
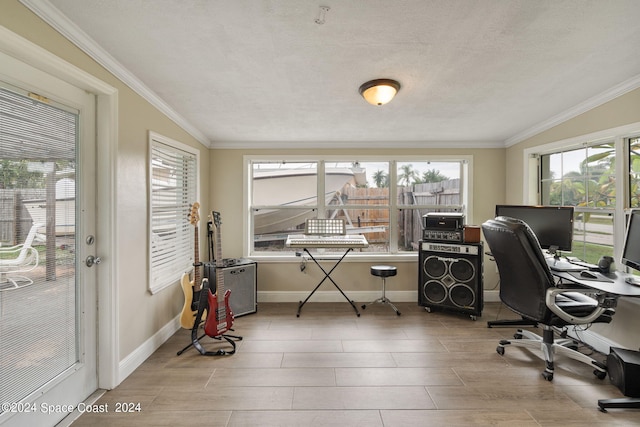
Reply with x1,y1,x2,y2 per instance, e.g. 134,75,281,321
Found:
418,241,483,318
204,258,257,317
608,347,640,397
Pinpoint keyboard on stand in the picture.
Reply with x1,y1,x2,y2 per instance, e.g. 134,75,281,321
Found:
286,234,368,248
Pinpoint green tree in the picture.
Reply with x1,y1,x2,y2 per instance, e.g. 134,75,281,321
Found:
372,170,388,188
421,168,448,183
398,164,418,186
630,139,640,207
0,160,44,189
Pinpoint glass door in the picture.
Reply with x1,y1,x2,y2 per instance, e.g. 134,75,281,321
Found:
0,52,97,427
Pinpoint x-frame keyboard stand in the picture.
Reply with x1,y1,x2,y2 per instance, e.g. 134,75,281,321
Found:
297,247,360,317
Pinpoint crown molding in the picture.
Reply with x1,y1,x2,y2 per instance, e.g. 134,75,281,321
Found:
209,139,505,150
19,0,211,148
504,73,640,147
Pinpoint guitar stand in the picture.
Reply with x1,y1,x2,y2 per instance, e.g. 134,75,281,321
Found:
176,329,242,356
297,247,360,317
176,279,243,357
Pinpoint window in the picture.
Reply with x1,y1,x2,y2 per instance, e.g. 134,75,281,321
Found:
397,161,463,251
540,143,615,263
247,157,468,255
1,83,80,410
148,132,198,294
630,137,640,208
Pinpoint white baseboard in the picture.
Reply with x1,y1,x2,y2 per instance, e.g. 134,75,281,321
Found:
567,328,623,355
258,290,502,303
118,316,181,385
484,290,500,302
258,290,417,303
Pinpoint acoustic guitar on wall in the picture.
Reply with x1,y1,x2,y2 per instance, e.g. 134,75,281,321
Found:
179,202,207,329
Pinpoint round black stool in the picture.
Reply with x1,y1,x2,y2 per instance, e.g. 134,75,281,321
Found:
362,265,401,315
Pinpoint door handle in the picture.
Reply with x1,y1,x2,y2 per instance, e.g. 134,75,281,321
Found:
85,255,102,267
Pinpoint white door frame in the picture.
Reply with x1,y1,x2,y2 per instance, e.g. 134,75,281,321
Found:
0,26,118,391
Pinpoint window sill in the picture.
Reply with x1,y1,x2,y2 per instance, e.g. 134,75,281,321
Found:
247,252,419,263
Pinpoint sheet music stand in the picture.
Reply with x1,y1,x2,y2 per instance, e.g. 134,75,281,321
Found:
304,218,346,235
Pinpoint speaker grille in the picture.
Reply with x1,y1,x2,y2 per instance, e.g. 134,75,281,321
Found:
423,280,447,304
423,256,447,279
204,260,257,317
449,284,475,307
450,259,474,282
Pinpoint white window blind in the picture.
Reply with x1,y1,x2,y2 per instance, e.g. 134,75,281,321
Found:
149,132,198,294
0,85,78,409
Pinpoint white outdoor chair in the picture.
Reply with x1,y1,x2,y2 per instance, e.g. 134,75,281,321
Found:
0,223,43,290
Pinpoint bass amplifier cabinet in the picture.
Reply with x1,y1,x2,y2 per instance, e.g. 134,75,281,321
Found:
418,241,483,319
204,258,257,317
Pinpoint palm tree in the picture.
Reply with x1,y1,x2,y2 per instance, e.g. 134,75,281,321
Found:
372,170,388,188
398,164,418,186
421,168,448,183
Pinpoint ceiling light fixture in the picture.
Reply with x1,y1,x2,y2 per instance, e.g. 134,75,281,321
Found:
359,79,401,106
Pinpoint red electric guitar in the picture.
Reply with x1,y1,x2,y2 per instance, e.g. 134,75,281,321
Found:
204,211,234,337
179,202,207,329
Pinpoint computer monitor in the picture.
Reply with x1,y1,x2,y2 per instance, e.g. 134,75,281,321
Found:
621,209,640,274
495,205,574,253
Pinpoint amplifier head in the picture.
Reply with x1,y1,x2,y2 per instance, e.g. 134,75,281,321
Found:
422,212,465,231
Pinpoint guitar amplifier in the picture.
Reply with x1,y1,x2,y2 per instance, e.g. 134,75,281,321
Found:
418,241,483,319
204,258,257,317
422,212,465,243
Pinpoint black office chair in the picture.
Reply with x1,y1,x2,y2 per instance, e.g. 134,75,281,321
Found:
481,216,614,381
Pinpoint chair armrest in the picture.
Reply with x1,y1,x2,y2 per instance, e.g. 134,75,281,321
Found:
0,244,25,253
0,246,39,271
545,287,608,324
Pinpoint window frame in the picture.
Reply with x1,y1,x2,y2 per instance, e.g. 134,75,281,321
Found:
243,154,472,260
148,131,199,294
523,123,640,266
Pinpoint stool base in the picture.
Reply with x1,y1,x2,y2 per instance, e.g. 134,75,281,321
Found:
361,297,401,315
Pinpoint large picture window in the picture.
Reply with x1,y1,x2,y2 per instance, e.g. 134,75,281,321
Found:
247,157,468,256
630,136,640,208
540,143,615,263
148,132,198,294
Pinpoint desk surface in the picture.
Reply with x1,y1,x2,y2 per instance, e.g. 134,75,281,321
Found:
552,269,640,297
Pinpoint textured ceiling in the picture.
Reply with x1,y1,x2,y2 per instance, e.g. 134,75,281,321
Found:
43,0,640,147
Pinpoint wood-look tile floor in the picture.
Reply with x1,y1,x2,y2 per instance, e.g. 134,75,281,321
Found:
71,302,640,426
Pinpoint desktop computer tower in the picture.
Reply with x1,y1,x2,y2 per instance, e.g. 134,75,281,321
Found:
607,347,640,397
418,241,483,318
204,258,257,317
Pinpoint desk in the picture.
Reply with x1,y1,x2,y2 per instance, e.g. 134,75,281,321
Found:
548,263,640,412
286,234,368,317
548,265,640,298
